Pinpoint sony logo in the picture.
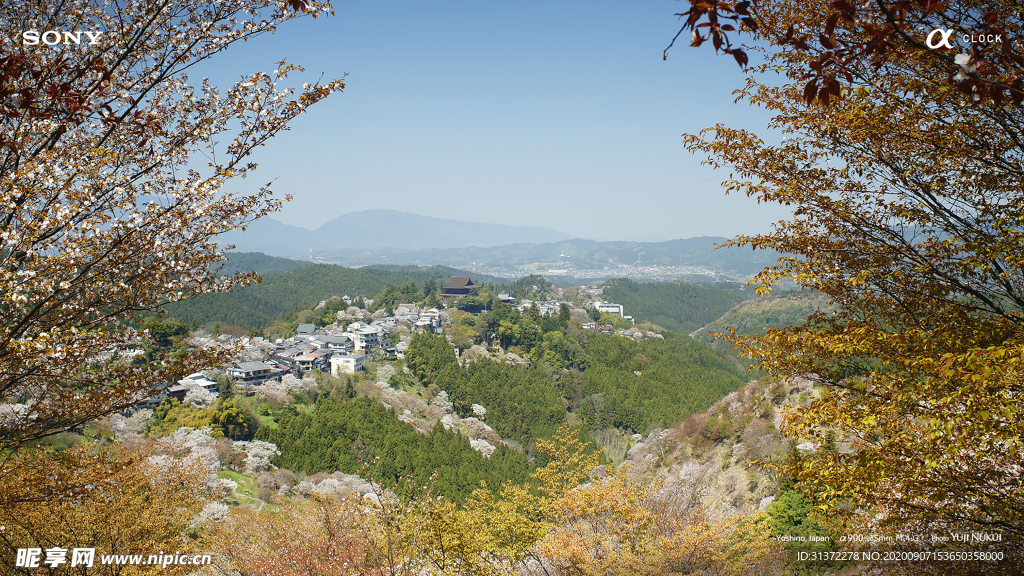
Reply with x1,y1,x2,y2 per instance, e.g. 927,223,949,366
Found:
22,30,104,46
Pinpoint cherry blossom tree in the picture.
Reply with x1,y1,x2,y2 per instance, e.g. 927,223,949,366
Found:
0,0,343,453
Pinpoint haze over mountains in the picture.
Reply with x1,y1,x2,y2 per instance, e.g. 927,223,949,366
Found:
218,210,574,255
218,210,780,281
318,237,777,276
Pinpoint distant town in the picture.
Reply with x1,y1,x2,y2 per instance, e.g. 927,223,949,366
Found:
304,258,734,282
473,262,721,281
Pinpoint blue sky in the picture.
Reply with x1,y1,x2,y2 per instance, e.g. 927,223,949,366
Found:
205,0,793,241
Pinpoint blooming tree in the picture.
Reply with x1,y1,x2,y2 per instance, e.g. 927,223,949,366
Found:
233,439,280,473
184,386,218,408
0,0,343,454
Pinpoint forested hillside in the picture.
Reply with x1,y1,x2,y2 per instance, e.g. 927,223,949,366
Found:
691,292,834,346
216,252,312,275
259,396,533,502
391,306,745,443
599,278,751,333
436,359,568,445
164,262,506,330
256,331,744,504
581,334,747,431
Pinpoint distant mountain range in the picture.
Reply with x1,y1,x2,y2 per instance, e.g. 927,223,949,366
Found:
316,237,779,276
216,210,782,279
217,210,574,256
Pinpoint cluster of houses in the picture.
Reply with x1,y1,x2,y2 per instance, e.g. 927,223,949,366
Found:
134,305,447,410
222,309,444,386
136,277,638,412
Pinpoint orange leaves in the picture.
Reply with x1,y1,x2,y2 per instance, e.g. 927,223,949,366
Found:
0,445,208,576
416,483,550,575
744,318,1024,535
537,467,789,576
205,494,402,576
200,424,794,576
685,0,1024,533
538,468,656,576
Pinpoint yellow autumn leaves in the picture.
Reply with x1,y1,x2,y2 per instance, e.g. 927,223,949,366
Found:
0,446,208,576
683,0,1024,556
198,423,788,576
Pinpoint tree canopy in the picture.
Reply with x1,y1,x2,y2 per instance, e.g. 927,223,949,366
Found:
679,0,1024,549
600,278,748,333
0,1,341,449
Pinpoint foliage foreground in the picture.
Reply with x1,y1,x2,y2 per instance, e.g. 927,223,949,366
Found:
0,0,342,454
1,445,209,575
202,424,789,576
675,0,1024,572
0,425,789,576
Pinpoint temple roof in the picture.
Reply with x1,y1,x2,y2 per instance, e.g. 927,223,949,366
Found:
442,277,474,290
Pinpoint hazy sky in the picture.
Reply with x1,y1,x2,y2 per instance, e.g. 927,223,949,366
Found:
204,0,794,241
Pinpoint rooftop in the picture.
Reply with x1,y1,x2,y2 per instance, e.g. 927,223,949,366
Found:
236,361,270,371
442,277,475,290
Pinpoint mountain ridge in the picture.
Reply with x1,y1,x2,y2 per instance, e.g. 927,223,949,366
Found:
218,210,575,255
317,236,780,277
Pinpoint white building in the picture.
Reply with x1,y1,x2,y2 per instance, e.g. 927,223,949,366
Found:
416,308,441,330
595,302,624,317
344,323,383,353
330,354,365,376
178,372,220,393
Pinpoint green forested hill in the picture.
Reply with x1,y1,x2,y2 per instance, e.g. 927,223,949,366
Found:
580,334,746,431
260,396,532,502
216,252,312,275
599,278,751,333
403,330,745,443
164,261,506,331
436,359,568,446
691,291,835,345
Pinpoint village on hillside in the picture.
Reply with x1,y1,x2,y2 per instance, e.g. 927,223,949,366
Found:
138,277,661,413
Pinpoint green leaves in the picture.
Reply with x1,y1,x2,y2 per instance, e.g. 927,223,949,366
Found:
264,396,532,503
